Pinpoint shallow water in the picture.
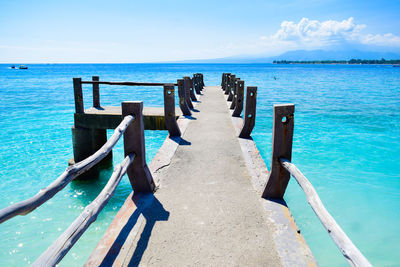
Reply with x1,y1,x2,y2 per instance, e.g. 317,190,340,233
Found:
0,64,398,266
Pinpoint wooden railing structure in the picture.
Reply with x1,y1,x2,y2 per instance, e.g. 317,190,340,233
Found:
0,73,204,266
71,73,204,178
222,73,372,267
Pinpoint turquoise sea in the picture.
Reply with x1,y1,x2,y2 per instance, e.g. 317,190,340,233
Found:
0,64,399,266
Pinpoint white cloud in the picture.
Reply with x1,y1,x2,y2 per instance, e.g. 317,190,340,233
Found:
260,17,400,51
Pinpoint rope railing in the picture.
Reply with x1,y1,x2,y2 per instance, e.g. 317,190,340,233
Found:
0,114,135,224
32,153,136,267
279,158,372,267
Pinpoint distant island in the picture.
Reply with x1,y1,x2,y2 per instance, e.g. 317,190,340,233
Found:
273,59,400,64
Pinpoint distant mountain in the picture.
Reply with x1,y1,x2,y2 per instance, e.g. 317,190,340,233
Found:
175,50,400,63
270,49,400,61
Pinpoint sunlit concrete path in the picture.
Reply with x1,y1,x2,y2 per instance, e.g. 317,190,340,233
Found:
85,86,312,267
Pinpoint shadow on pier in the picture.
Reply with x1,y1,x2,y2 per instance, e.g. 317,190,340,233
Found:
99,194,169,267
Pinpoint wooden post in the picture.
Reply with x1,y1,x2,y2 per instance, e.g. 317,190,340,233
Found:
164,84,181,137
122,101,155,192
230,78,239,109
239,86,257,138
232,80,244,117
73,78,84,113
189,78,197,101
262,104,295,199
227,75,236,101
193,74,201,94
177,79,191,116
198,73,204,87
92,76,100,108
225,74,233,95
195,73,203,91
183,76,194,109
222,73,230,91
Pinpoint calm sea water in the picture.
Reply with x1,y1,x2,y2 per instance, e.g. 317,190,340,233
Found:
0,64,398,266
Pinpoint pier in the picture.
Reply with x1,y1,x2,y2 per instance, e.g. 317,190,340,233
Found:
0,73,371,266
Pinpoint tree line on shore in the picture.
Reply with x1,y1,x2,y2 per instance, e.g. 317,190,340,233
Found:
273,59,400,64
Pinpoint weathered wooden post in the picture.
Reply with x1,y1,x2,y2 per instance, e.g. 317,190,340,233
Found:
177,79,191,116
193,74,201,94
195,73,203,91
222,73,230,91
183,76,194,109
189,78,197,101
225,74,233,95
194,74,200,91
73,78,84,113
232,80,244,117
72,77,93,178
71,78,112,178
164,84,181,137
91,76,112,168
122,101,155,192
198,73,204,88
238,86,257,138
197,74,203,92
230,78,239,109
92,76,100,108
227,75,236,101
262,104,295,199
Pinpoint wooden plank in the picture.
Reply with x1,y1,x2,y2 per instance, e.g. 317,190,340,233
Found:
238,86,257,138
73,78,84,113
92,76,100,108
262,104,294,199
163,84,181,136
32,154,135,267
122,102,155,193
280,158,372,267
0,115,135,224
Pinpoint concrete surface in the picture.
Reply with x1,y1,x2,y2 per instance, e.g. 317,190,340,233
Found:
124,86,282,266
86,87,317,267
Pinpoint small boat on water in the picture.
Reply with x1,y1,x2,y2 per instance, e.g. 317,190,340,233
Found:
11,65,15,69
19,65,28,69
393,64,400,67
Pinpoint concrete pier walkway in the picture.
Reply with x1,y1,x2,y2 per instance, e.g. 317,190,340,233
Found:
86,86,314,266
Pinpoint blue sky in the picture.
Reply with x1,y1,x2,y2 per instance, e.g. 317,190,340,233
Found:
0,0,399,62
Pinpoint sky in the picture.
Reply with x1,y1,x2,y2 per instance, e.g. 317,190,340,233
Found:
0,0,400,63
